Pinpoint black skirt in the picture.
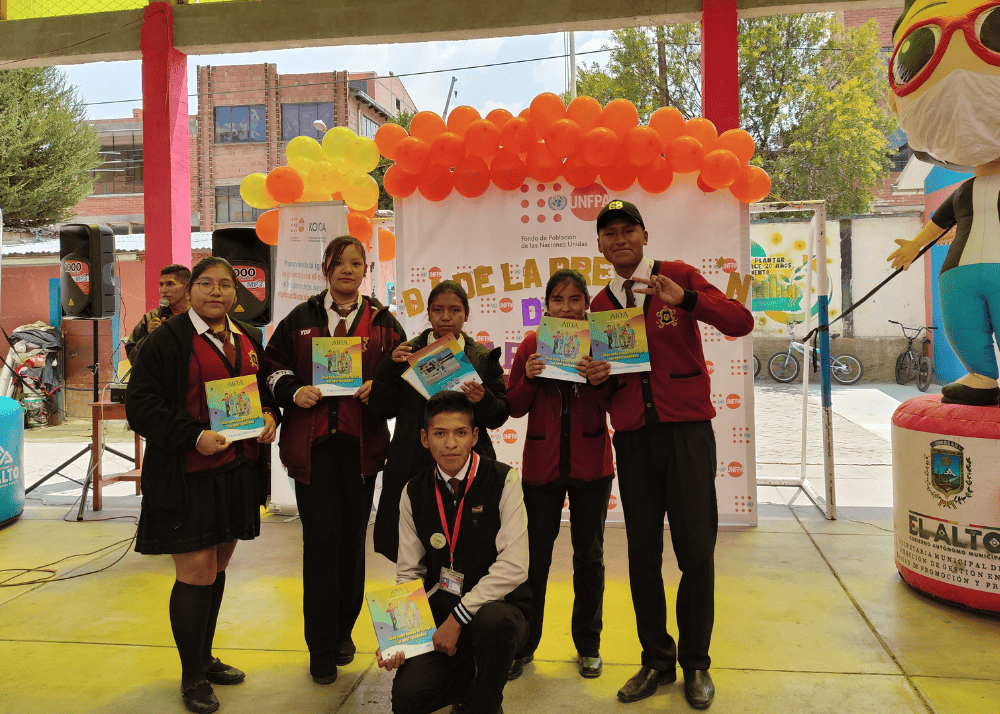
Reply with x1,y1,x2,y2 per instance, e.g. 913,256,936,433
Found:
135,460,261,555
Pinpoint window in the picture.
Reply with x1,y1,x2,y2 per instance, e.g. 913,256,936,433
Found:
215,186,264,224
281,102,336,141
360,115,379,139
92,133,143,195
215,105,266,143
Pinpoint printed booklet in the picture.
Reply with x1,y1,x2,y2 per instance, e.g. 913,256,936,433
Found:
312,337,363,396
366,580,437,659
535,316,589,383
205,373,265,440
403,334,483,399
589,307,651,374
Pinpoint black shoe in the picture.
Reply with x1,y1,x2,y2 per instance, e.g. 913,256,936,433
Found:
181,679,220,714
507,653,533,681
334,639,356,666
617,666,677,703
204,657,245,685
683,669,715,709
578,653,603,679
310,652,338,685
941,383,1000,406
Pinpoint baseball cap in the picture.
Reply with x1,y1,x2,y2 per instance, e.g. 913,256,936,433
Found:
596,200,645,231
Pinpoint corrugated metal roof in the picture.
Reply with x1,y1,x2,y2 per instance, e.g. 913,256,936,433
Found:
1,232,214,256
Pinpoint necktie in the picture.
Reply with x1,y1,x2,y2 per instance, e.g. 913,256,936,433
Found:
333,304,352,337
215,328,236,365
623,279,636,309
448,478,465,501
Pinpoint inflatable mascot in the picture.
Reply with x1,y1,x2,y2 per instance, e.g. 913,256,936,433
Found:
887,0,1000,406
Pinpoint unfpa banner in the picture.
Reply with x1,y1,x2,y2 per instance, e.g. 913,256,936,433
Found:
395,173,757,526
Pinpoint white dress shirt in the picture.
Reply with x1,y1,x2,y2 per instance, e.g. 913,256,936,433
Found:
608,257,654,309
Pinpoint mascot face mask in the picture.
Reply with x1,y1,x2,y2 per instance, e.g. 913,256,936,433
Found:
890,0,1000,167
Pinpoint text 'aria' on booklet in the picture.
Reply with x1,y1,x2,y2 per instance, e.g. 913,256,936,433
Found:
589,307,650,375
366,580,437,659
312,337,363,397
205,374,265,441
402,334,483,399
535,316,589,383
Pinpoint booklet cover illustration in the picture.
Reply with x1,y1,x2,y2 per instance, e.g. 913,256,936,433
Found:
403,334,483,399
312,337,363,396
205,373,265,440
366,580,437,659
535,316,589,383
589,307,650,374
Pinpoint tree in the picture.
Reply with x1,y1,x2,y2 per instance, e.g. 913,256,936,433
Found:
374,110,414,210
0,67,101,229
574,15,896,216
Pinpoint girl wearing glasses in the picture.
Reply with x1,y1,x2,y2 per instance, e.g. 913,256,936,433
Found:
264,235,406,686
126,256,279,714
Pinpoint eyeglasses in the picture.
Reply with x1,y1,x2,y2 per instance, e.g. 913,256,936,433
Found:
192,279,237,294
890,0,1000,97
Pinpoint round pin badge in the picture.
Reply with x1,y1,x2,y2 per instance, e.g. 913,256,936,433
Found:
430,533,447,549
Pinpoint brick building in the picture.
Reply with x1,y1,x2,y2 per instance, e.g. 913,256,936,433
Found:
72,64,417,233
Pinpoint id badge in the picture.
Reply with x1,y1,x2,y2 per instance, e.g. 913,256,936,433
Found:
439,567,465,596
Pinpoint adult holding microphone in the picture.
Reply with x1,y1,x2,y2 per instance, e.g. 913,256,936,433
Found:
124,264,192,360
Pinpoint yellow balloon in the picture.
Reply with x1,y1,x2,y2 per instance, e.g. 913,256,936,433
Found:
287,156,316,176
300,189,331,203
342,171,379,211
286,135,326,164
239,173,278,210
308,161,341,194
345,136,381,173
322,126,356,160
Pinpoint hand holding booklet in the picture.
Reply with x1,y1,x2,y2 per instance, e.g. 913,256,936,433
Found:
535,316,589,383
312,336,363,396
205,374,265,440
402,334,483,399
366,580,437,659
588,307,651,374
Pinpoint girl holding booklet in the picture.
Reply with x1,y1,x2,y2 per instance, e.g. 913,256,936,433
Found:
263,235,406,686
505,269,614,681
369,279,510,562
125,256,279,714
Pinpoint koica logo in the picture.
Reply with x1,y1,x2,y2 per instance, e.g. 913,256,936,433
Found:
499,297,514,313
502,429,517,444
726,394,741,409
296,217,306,233
728,462,744,478
569,183,609,221
429,267,442,281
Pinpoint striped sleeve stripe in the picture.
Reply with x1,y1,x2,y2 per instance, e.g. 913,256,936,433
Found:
452,602,473,626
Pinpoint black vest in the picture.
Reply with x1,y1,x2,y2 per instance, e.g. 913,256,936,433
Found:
406,456,531,622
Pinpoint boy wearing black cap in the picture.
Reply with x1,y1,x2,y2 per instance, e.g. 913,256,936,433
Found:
586,200,753,709
377,390,531,714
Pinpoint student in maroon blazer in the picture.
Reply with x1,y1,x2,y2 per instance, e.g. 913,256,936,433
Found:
505,269,613,682
585,200,753,710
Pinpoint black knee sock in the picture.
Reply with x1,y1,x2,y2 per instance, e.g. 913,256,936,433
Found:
203,571,226,667
169,580,213,685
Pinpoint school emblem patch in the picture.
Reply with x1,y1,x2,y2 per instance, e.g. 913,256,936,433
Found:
248,350,259,370
656,306,677,328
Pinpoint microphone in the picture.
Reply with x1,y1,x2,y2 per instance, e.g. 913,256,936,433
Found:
158,297,171,319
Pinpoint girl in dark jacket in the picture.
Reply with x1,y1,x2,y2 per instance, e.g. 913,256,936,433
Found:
126,257,279,714
369,280,510,562
263,235,405,686
505,269,614,681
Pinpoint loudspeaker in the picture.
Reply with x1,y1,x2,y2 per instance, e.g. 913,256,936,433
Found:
60,224,117,318
212,227,275,326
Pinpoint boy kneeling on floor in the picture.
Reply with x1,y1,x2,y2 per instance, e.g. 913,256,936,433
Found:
377,390,531,714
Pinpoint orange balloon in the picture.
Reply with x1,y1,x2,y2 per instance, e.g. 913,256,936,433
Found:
346,212,373,244
349,204,378,220
624,126,661,166
395,136,432,175
717,129,756,165
255,209,280,245
265,166,304,204
684,118,718,152
543,119,584,159
490,150,528,191
519,108,531,119
500,117,537,155
374,123,408,162
696,176,718,193
700,149,741,189
563,152,599,188
729,165,771,203
529,92,567,134
447,106,481,138
418,164,454,201
582,127,621,168
649,107,686,146
464,119,501,159
600,158,637,191
637,156,673,194
601,98,639,139
409,111,447,142
485,108,514,132
378,228,396,262
526,143,562,183
453,155,491,198
383,164,419,199
431,132,467,168
330,191,344,201
567,96,603,131
667,135,704,173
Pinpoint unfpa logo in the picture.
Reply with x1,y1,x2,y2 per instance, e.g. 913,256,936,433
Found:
499,297,514,313
429,267,442,281
727,462,744,478
548,195,567,211
725,394,741,409
502,429,517,444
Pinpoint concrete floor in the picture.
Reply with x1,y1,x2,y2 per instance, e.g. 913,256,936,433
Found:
2,382,999,713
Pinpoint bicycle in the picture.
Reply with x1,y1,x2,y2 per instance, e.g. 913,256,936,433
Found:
890,320,936,392
766,321,863,384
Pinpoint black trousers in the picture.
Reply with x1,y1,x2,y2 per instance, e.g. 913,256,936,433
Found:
391,601,529,714
518,475,613,659
613,421,717,672
294,437,375,655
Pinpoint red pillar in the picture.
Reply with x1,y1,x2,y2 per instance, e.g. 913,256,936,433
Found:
141,2,191,310
701,0,740,132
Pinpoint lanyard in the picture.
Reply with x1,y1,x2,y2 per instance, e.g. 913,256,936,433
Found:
434,452,479,567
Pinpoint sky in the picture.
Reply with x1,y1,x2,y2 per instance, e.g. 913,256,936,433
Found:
58,31,614,122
